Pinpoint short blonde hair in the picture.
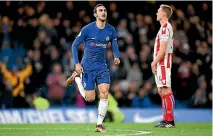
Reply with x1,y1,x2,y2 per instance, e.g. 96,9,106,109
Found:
160,4,173,19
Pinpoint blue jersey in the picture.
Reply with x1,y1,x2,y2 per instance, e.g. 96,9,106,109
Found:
71,21,120,71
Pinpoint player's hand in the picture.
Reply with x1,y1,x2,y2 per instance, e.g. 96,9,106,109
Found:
114,58,120,65
151,61,157,75
75,63,83,74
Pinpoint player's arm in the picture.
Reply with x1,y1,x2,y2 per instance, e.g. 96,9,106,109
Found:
152,28,169,66
151,28,169,74
71,27,87,73
111,27,120,65
152,42,168,65
72,27,87,64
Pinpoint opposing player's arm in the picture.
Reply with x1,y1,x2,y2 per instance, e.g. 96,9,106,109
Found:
71,27,87,64
152,28,169,65
111,27,120,59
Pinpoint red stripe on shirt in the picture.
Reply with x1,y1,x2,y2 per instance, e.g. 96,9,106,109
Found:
155,35,160,57
162,23,168,34
167,53,172,68
160,66,166,86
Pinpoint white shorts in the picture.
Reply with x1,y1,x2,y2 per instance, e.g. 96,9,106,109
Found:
154,65,171,88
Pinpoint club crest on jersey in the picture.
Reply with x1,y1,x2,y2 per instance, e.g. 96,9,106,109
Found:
106,36,110,41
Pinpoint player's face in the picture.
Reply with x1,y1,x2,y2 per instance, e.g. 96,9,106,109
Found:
96,6,107,22
156,8,165,21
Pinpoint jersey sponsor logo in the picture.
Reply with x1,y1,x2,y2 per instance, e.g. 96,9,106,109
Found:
90,42,107,48
96,43,107,48
106,36,110,41
160,35,169,41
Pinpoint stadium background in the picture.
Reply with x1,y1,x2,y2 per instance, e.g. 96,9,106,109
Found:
0,1,212,125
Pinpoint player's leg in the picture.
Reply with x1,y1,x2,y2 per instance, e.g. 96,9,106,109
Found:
66,71,78,88
67,71,96,101
159,87,168,124
154,66,173,127
162,66,175,127
96,83,109,132
66,71,87,100
82,71,96,102
153,73,166,127
161,87,175,128
74,75,86,99
155,66,175,128
154,86,167,127
95,70,110,132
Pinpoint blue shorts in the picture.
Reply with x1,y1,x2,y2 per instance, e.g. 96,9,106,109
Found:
81,69,110,90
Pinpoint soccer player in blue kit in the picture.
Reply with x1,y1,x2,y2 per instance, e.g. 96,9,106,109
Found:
66,4,120,132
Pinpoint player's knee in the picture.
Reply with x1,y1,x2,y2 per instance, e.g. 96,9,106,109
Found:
85,96,95,102
100,90,108,99
161,87,172,95
160,92,164,96
157,88,162,95
85,90,95,102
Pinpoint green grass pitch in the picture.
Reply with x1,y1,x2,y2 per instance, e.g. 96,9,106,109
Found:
0,123,211,136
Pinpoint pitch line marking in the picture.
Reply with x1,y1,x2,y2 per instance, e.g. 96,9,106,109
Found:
105,129,151,136
0,128,151,135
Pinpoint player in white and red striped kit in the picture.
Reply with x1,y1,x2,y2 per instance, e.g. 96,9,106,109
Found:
151,4,175,128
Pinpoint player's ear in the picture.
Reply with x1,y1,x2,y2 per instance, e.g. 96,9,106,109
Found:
94,13,97,17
